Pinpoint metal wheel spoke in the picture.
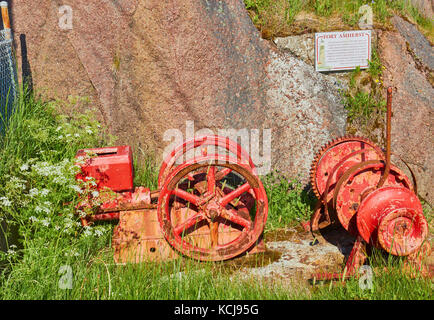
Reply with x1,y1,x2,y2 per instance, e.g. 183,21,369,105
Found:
215,167,232,181
207,166,216,193
221,208,252,229
219,182,250,207
172,187,201,206
174,212,205,235
209,221,219,248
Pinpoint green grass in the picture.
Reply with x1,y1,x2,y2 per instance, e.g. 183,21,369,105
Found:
263,172,316,230
244,0,433,40
311,247,433,299
0,91,431,300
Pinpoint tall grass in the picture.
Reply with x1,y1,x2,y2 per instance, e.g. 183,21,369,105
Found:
311,247,433,300
0,91,115,298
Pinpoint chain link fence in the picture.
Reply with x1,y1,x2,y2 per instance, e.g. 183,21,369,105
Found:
0,28,17,134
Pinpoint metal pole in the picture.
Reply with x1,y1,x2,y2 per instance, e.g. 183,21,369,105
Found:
0,1,17,116
0,2,11,40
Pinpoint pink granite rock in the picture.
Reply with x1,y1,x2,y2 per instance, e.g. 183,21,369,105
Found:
378,28,433,204
10,0,346,184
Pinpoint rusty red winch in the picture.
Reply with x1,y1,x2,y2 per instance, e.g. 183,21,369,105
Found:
75,135,268,263
309,87,431,280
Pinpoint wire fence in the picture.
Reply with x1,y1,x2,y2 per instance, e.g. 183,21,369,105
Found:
0,28,17,134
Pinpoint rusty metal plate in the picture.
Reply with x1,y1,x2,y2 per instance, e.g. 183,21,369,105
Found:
112,209,264,263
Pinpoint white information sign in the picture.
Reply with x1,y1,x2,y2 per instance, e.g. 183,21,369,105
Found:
315,30,371,72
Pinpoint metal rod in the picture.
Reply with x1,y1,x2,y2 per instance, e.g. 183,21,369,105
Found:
377,87,393,188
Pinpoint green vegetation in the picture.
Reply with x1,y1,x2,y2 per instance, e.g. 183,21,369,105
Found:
263,172,315,230
341,47,387,142
244,0,433,40
312,247,433,299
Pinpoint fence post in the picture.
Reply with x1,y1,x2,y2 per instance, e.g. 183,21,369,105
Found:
0,2,11,40
0,1,17,134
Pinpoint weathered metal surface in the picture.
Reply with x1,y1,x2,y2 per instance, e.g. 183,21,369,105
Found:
333,161,413,236
357,186,428,255
76,145,134,192
308,87,430,280
158,155,268,261
112,208,265,263
76,136,267,263
98,186,154,213
310,136,384,200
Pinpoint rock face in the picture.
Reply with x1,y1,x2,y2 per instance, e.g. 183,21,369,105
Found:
10,0,346,183
391,16,434,71
378,18,433,204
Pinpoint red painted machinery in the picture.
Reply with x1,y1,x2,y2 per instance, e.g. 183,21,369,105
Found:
309,87,431,279
75,135,268,263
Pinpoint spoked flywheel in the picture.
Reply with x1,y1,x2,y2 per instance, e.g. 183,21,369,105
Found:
157,154,268,261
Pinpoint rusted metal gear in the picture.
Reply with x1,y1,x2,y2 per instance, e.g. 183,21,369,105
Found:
310,135,385,200
308,136,385,234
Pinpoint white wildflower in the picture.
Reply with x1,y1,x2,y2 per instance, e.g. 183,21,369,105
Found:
10,176,26,190
76,210,87,218
35,205,50,214
29,216,38,222
56,126,62,132
0,196,11,207
40,189,50,196
83,227,93,237
94,229,103,237
91,190,99,198
41,218,50,227
70,185,83,193
20,163,29,171
29,188,39,197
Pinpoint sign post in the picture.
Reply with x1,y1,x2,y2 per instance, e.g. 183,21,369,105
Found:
315,30,372,72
